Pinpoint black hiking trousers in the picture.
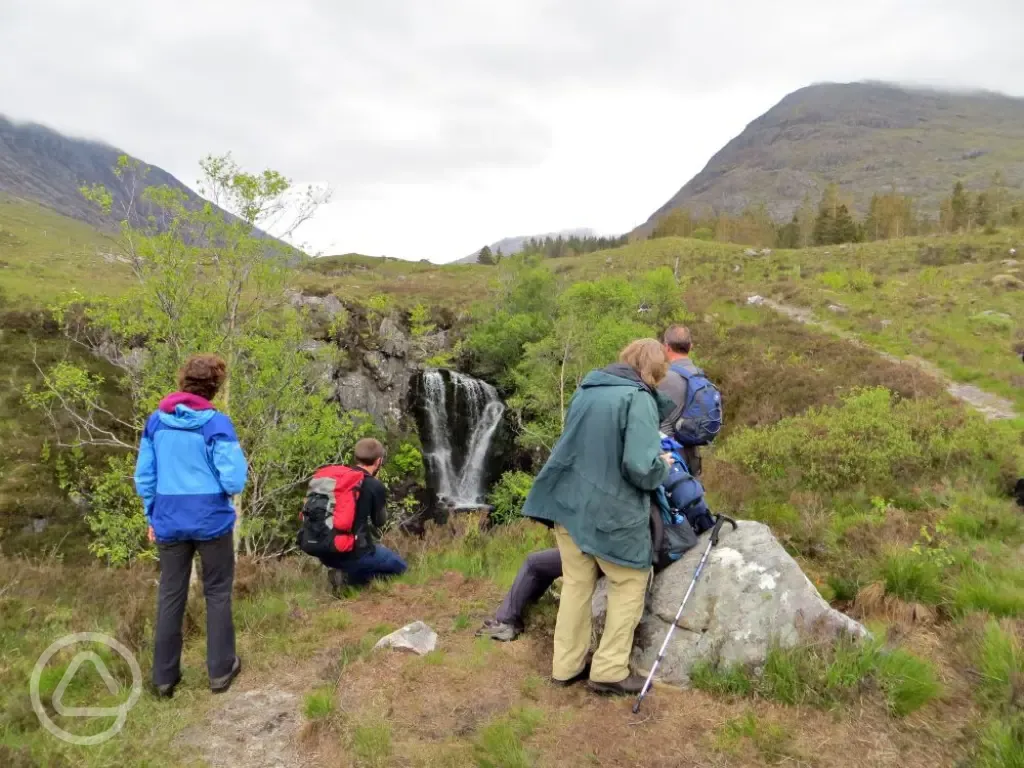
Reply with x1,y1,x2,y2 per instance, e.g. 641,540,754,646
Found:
495,548,563,628
153,532,236,687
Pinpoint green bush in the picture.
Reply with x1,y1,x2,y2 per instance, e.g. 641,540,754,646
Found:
488,471,535,526
721,388,1011,495
380,440,425,485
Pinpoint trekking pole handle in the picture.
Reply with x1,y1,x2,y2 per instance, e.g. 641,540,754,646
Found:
710,514,738,546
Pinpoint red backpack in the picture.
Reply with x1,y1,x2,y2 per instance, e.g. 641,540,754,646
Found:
298,465,364,556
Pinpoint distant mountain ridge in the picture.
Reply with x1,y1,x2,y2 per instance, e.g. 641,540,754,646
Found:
456,228,595,264
638,82,1024,234
0,115,236,234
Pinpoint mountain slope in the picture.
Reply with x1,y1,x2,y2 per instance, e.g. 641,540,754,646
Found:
455,228,595,264
639,82,1024,233
0,115,219,230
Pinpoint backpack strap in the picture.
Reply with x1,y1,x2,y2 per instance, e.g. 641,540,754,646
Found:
670,362,704,381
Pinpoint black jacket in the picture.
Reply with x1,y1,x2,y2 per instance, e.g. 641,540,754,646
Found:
348,467,387,557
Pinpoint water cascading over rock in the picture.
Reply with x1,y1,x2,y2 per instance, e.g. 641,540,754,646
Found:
413,370,507,508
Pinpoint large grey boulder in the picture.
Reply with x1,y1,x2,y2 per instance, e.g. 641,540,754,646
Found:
593,521,865,687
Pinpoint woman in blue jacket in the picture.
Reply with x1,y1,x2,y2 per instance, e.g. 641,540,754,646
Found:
135,354,248,697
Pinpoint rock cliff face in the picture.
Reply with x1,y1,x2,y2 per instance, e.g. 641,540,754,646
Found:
288,290,513,508
288,290,441,431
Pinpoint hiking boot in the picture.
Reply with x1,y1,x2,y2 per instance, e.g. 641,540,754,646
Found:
587,674,646,696
327,568,347,596
154,676,180,699
210,656,241,694
551,661,591,687
475,619,521,642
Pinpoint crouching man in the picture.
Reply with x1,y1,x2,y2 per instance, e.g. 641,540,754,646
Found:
298,438,407,593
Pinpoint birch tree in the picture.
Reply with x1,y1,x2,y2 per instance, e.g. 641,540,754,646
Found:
27,154,370,563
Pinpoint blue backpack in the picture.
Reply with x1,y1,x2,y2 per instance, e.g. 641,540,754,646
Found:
671,363,723,446
653,437,715,570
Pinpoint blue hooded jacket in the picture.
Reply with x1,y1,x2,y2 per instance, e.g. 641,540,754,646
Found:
134,392,248,543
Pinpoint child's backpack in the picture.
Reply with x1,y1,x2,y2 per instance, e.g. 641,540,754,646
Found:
661,436,715,532
298,465,363,556
671,363,723,447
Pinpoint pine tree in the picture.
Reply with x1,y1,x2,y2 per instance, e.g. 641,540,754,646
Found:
950,181,970,232
477,245,495,265
776,215,800,248
833,204,858,244
812,206,834,245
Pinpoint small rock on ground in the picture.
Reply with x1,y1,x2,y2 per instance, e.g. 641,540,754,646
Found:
374,621,438,655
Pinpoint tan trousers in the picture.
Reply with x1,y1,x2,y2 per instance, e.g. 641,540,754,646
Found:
552,525,650,683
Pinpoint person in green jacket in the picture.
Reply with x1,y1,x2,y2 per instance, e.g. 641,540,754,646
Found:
523,338,672,695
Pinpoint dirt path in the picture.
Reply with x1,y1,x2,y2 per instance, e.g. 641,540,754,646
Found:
747,295,1019,420
176,687,306,768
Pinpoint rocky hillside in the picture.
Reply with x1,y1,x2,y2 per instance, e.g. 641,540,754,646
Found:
639,82,1024,233
0,115,227,230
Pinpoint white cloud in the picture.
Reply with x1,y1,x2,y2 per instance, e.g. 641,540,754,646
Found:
1,0,1022,261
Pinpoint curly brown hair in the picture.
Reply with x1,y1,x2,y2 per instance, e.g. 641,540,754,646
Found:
177,354,227,401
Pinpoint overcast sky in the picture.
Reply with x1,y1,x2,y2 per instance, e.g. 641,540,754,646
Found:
2,1,1023,261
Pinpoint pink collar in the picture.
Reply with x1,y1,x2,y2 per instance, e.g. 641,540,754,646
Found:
159,392,215,413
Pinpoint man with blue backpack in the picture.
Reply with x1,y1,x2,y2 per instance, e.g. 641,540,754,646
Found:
477,329,723,645
657,325,722,477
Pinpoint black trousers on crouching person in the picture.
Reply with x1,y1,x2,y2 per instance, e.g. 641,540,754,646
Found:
495,548,563,628
153,532,236,687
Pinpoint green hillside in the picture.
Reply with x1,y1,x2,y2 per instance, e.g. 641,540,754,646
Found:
0,194,131,305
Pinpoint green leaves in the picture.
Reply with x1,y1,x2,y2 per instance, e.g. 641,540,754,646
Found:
30,153,349,562
721,387,1012,495
487,471,534,526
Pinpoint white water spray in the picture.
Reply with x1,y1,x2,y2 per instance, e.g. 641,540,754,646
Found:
421,370,505,507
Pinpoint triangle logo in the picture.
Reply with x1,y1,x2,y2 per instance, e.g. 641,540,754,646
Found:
51,651,122,718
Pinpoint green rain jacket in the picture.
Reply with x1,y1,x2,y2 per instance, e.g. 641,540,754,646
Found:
523,363,670,569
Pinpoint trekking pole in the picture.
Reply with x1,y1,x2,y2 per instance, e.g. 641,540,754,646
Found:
632,513,738,714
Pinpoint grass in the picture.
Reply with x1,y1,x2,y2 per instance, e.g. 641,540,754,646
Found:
303,687,335,719
713,711,795,764
0,194,131,305
975,620,1023,711
690,660,754,697
472,706,544,768
880,551,947,606
974,715,1024,768
351,721,393,767
692,638,941,717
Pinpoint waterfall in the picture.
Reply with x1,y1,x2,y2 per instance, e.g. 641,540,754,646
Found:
420,369,506,507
